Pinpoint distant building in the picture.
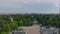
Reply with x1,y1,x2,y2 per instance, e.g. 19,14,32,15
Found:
13,32,26,34
12,25,40,34
58,28,60,34
41,27,59,34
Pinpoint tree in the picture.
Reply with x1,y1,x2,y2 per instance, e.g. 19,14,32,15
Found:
6,24,10,34
0,27,1,32
10,22,18,30
1,32,6,34
18,20,23,26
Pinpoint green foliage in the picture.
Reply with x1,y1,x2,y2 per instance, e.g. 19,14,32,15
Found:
6,24,10,32
0,27,1,32
1,32,6,34
10,22,18,30
18,20,23,26
0,14,60,34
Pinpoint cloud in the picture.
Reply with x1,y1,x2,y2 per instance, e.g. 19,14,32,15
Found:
0,0,59,14
0,0,58,5
0,0,59,8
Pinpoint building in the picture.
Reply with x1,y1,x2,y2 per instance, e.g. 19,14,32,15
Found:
12,25,40,34
13,32,26,34
41,27,60,34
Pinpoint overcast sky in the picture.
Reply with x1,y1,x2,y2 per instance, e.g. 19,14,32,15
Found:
0,0,59,14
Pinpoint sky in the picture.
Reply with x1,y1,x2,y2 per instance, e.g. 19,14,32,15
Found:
0,0,59,14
